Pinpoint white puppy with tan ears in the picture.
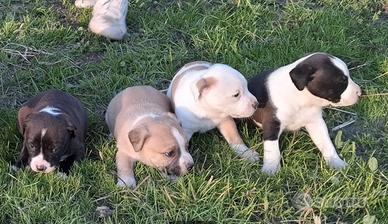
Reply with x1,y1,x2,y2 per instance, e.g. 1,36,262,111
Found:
167,61,260,162
105,86,194,188
75,0,127,40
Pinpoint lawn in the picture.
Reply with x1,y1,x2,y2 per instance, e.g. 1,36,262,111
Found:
0,0,387,223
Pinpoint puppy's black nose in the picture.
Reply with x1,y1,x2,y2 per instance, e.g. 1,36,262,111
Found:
252,102,259,110
36,165,47,171
187,163,194,171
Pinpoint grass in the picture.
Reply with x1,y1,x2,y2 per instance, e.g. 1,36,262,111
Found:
1,0,387,222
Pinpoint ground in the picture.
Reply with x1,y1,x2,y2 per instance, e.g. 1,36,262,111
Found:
0,0,387,223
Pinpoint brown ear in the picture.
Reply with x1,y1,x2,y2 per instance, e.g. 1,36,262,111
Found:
193,77,217,100
64,115,77,138
289,63,317,91
128,126,150,152
17,106,33,134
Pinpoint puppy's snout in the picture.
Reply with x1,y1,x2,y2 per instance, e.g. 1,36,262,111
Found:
357,88,363,97
36,164,47,171
186,162,194,171
252,101,259,110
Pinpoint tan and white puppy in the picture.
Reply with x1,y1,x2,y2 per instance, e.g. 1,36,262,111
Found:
105,86,194,188
75,0,127,40
167,61,260,162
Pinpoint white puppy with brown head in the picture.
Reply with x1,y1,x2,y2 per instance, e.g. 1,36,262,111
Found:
167,61,260,162
105,86,194,188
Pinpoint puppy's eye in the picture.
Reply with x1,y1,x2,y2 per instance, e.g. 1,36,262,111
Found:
233,91,240,98
164,150,176,158
28,142,35,149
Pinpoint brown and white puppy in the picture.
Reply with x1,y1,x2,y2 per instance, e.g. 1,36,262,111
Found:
105,86,194,188
248,53,362,174
16,90,87,174
167,61,260,162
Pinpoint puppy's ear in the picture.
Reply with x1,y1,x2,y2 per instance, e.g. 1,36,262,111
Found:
17,106,33,134
289,63,316,91
192,77,217,100
67,125,76,138
128,126,150,152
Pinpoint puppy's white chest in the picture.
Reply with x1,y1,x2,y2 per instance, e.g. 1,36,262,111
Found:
277,107,320,131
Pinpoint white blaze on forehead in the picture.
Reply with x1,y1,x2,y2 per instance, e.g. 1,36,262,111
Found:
329,57,350,77
29,152,56,173
41,128,47,138
171,127,193,168
39,106,62,116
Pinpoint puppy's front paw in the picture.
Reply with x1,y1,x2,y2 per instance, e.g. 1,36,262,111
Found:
75,0,97,8
57,172,68,179
10,164,20,172
327,156,347,170
261,162,280,175
230,144,260,163
116,177,136,189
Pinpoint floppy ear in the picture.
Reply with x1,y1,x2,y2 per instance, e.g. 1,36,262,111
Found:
67,124,76,138
289,63,317,91
17,106,33,134
128,126,150,152
64,117,77,138
192,77,216,100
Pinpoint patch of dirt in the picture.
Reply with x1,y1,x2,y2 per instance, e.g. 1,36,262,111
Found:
52,2,80,28
74,52,104,66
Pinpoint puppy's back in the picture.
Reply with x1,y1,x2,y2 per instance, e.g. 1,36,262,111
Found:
105,86,172,133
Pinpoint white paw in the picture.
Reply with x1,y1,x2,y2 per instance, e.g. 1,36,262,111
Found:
75,0,97,8
231,144,260,163
261,162,280,175
116,177,136,189
10,165,20,172
327,156,347,170
57,172,68,179
166,175,179,182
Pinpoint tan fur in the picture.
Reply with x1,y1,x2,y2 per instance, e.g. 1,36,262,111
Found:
105,86,192,188
217,117,244,145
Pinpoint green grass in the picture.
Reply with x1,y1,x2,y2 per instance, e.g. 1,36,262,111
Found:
1,0,387,222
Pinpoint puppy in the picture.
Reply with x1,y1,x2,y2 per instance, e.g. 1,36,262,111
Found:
16,90,87,174
167,61,260,162
75,0,128,40
248,53,362,174
105,86,194,188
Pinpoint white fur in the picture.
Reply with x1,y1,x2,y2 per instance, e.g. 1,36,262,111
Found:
29,128,56,173
39,106,62,116
167,63,257,140
88,0,128,40
172,127,193,174
230,144,260,162
261,140,281,175
30,153,56,173
117,176,136,188
75,0,97,8
257,53,359,174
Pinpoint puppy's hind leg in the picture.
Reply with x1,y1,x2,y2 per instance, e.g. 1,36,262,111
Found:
116,150,136,188
217,117,259,162
75,0,98,8
88,0,128,40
